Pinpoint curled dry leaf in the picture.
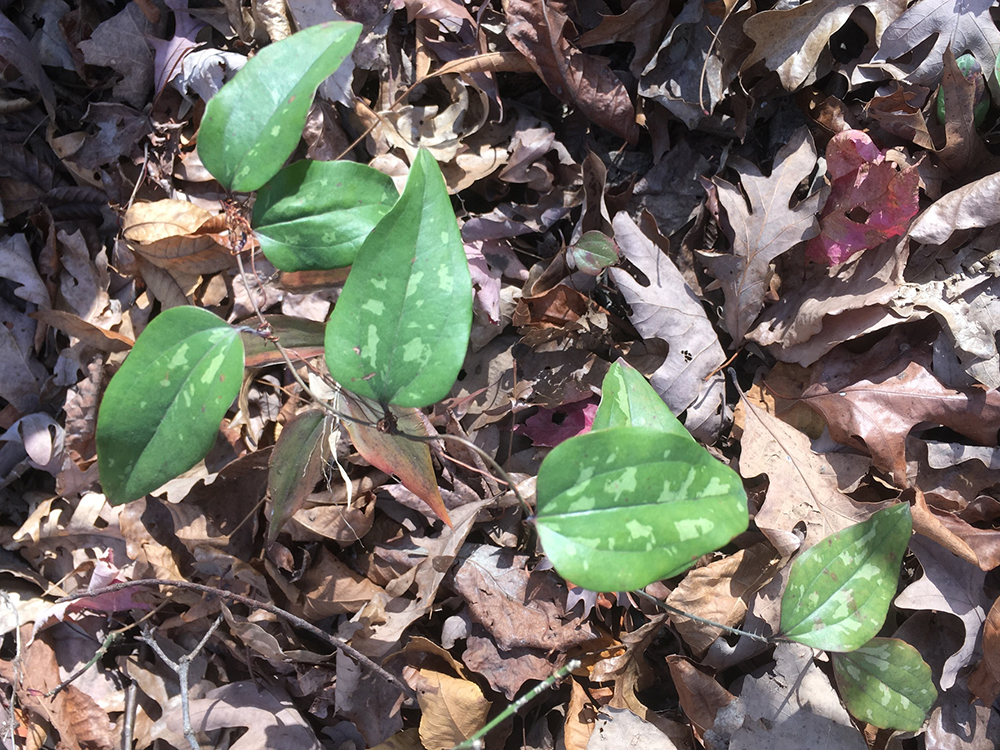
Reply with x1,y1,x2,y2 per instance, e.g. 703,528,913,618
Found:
122,199,234,274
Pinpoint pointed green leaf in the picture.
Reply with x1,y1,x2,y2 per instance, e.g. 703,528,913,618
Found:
253,160,399,271
198,22,361,192
592,360,691,440
324,148,473,408
781,503,912,651
96,307,244,505
267,409,328,543
832,637,937,731
535,426,748,592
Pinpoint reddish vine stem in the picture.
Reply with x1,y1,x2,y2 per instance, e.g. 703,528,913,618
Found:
55,579,418,706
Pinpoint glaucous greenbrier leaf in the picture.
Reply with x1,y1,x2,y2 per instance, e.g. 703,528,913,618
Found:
253,160,398,271
832,637,936,731
324,148,473,408
592,360,692,440
535,426,749,592
198,22,361,192
267,408,328,543
96,306,244,505
781,503,911,651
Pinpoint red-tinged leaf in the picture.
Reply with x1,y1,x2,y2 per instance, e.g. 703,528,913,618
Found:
267,409,328,544
335,391,451,526
806,130,919,266
516,398,598,447
506,0,639,143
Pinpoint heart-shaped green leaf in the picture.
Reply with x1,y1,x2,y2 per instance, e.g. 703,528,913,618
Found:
198,22,361,192
253,160,399,271
592,360,691,440
324,148,473,408
96,306,244,505
535,426,749,592
832,637,936,731
267,408,328,543
781,503,912,651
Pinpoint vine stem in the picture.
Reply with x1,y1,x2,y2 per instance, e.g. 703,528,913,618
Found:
54,579,419,706
449,659,581,750
634,589,772,644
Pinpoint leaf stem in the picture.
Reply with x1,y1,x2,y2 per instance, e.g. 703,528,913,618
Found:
634,589,772,644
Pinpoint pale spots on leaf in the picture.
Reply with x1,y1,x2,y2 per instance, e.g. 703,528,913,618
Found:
270,125,281,137
402,338,427,363
321,229,340,244
675,517,715,542
437,265,453,294
854,562,881,580
371,277,388,291
365,324,379,364
200,350,228,384
406,271,424,298
362,299,385,315
167,343,191,369
566,495,597,512
625,519,654,542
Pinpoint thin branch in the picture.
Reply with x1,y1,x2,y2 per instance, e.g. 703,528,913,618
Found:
55,579,418,706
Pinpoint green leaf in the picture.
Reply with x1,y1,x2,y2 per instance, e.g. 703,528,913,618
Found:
96,306,245,505
832,637,937,731
254,160,399,271
198,22,361,192
567,231,619,276
592,360,691,440
535,426,748,592
267,408,328,544
324,148,473,408
780,503,912,651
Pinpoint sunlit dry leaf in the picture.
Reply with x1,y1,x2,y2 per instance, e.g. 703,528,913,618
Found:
123,199,234,274
29,309,133,352
665,544,781,654
702,127,825,342
411,669,491,750
739,396,875,555
665,656,735,735
564,678,596,750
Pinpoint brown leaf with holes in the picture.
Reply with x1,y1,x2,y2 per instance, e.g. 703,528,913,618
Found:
802,354,1000,487
505,0,639,143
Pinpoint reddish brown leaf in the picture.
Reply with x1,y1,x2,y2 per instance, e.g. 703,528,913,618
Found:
505,0,639,143
969,596,1000,705
803,353,1000,486
665,655,735,735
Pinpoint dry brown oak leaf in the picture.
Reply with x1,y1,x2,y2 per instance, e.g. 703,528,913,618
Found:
802,357,1000,487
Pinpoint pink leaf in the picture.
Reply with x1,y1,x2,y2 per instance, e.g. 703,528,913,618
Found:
807,130,919,266
517,398,598,447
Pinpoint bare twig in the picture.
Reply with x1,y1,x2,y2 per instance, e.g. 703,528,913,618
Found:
139,615,224,750
55,579,418,706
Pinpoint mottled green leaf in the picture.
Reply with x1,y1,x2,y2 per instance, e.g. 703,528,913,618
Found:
267,408,328,543
567,231,619,276
592,360,691,440
324,148,473,408
198,22,361,192
781,503,912,651
535,426,748,592
833,637,936,731
96,307,244,504
254,160,398,271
